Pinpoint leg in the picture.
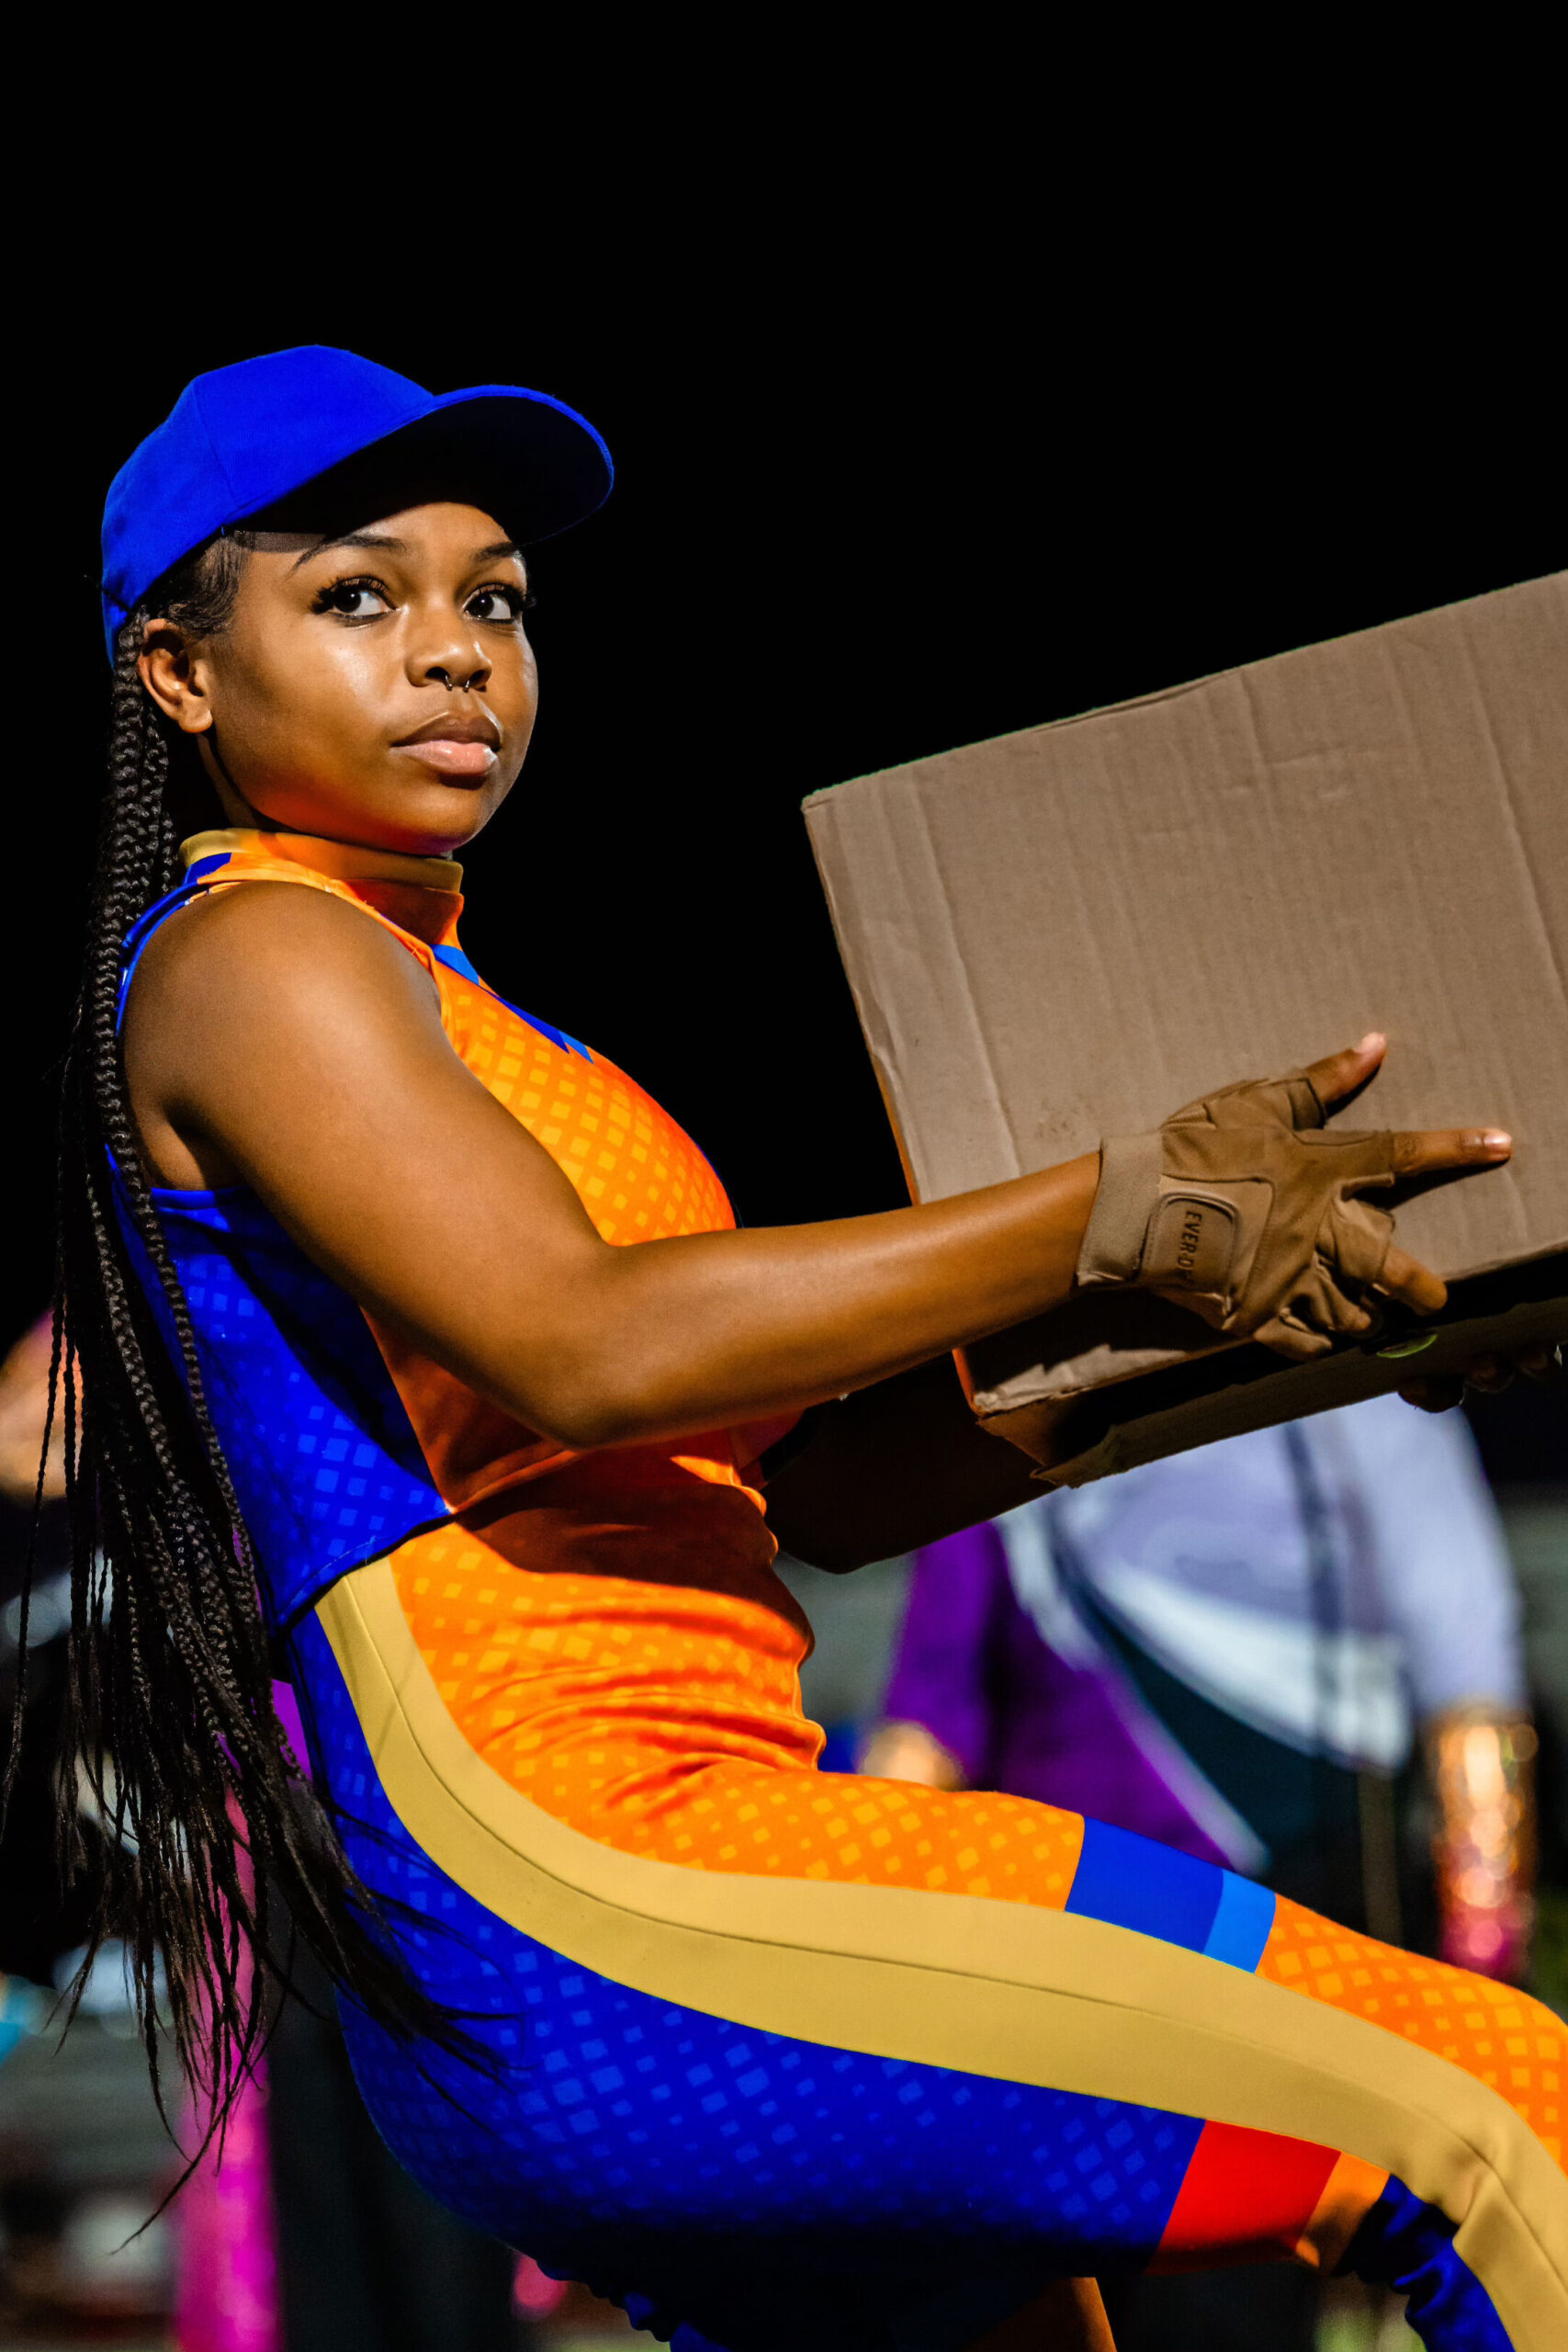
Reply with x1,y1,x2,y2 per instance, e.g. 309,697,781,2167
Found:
296,1565,1566,2352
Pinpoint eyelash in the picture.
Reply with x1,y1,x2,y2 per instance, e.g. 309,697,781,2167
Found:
309,575,534,620
469,582,534,621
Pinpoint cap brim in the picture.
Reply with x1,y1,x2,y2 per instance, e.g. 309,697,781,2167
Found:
233,385,613,546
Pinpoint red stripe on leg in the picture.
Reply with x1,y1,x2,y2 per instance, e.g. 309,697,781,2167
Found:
1152,2120,1340,2270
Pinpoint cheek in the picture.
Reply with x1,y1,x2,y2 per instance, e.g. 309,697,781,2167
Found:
253,635,389,757
499,639,539,722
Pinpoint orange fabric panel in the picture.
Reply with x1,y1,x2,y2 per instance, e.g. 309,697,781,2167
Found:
1293,2153,1392,2273
1259,1894,1564,2161
354,1328,571,1512
199,849,460,956
391,1515,1086,1906
367,955,751,1510
199,834,764,1518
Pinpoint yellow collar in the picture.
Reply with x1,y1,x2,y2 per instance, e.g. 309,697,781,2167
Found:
180,828,464,894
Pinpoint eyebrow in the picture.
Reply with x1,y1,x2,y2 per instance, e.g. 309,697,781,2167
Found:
290,531,525,572
290,529,404,571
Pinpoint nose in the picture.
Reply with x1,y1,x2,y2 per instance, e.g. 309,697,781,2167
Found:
410,613,491,695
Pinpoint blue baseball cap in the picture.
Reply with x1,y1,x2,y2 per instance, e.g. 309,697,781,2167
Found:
100,345,613,661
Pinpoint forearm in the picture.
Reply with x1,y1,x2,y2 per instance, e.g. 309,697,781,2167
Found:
465,1153,1100,1449
156,895,1100,1452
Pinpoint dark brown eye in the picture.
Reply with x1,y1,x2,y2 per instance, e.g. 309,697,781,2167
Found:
467,584,529,624
311,577,392,618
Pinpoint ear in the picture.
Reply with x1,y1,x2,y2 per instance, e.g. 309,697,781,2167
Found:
139,619,215,736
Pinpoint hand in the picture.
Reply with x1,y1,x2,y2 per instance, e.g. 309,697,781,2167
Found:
1077,1034,1513,1363
856,1719,967,1790
1400,1338,1562,1414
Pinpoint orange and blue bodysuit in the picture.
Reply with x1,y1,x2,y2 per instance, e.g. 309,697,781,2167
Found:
117,832,1566,2352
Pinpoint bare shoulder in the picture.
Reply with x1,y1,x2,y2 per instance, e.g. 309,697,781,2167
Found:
122,882,448,1187
126,880,439,1052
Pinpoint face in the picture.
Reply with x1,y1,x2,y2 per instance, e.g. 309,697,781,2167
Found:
139,503,536,856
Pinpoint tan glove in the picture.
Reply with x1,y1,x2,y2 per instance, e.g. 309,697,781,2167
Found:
1076,1067,1400,1361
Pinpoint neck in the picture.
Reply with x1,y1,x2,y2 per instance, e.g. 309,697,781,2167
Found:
180,827,466,893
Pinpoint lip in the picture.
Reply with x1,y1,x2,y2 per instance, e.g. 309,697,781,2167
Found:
391,738,498,779
393,711,502,749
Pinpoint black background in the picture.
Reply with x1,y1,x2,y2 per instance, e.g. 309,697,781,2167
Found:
6,237,1561,1464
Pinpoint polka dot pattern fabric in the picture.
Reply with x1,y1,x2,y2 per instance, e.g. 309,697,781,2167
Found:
109,1170,448,1627
392,1520,1087,1904
436,965,729,1248
289,1592,1531,2351
392,1517,1560,2178
286,1607,1210,2352
1259,1896,1563,2161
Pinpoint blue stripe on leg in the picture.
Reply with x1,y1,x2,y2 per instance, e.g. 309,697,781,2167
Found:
1066,1819,1224,1952
1201,1873,1276,1972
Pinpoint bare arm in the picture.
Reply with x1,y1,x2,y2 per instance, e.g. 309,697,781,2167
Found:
126,887,1508,1476
124,886,1099,1451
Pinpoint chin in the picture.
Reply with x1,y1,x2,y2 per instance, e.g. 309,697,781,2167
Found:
368,781,497,854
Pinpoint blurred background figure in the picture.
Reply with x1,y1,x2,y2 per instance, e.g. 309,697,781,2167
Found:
858,1393,1540,2352
1,1316,86,1989
864,1395,1536,1968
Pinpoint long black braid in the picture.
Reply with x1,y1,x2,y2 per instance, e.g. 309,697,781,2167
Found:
3,539,459,2150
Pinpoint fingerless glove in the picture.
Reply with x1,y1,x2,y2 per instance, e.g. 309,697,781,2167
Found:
1076,1068,1398,1361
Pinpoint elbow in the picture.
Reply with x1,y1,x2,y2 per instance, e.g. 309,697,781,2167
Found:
521,1358,686,1454
533,1392,651,1453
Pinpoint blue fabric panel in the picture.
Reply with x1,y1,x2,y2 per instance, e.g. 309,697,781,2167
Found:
1201,1873,1277,1973
286,1611,1208,2352
116,875,208,1025
1345,2177,1511,2351
430,944,591,1061
115,1176,446,1632
1065,1818,1224,1953
113,868,450,1632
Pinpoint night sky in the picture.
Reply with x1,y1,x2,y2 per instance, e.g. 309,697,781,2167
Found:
8,237,1559,1466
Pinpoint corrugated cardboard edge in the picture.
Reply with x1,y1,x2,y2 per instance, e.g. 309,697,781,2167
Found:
1005,1291,1568,1487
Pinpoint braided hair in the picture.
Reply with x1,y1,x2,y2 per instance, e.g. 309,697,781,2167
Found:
4,538,457,2149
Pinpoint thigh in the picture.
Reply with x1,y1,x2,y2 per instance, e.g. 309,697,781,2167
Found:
292,1574,1567,2352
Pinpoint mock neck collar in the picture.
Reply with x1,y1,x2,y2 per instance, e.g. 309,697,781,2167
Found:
179,829,465,895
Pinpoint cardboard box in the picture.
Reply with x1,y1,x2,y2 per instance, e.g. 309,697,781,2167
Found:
805,576,1568,1484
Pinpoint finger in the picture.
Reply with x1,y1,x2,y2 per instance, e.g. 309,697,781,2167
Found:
1463,1353,1515,1396
1302,1033,1386,1114
1388,1127,1512,1182
1374,1243,1448,1317
1316,1289,1376,1337
1399,1376,1464,1413
1513,1341,1564,1385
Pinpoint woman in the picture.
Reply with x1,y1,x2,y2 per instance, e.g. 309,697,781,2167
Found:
20,347,1562,2352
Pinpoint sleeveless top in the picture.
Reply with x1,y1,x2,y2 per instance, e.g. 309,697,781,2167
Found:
116,830,791,1637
